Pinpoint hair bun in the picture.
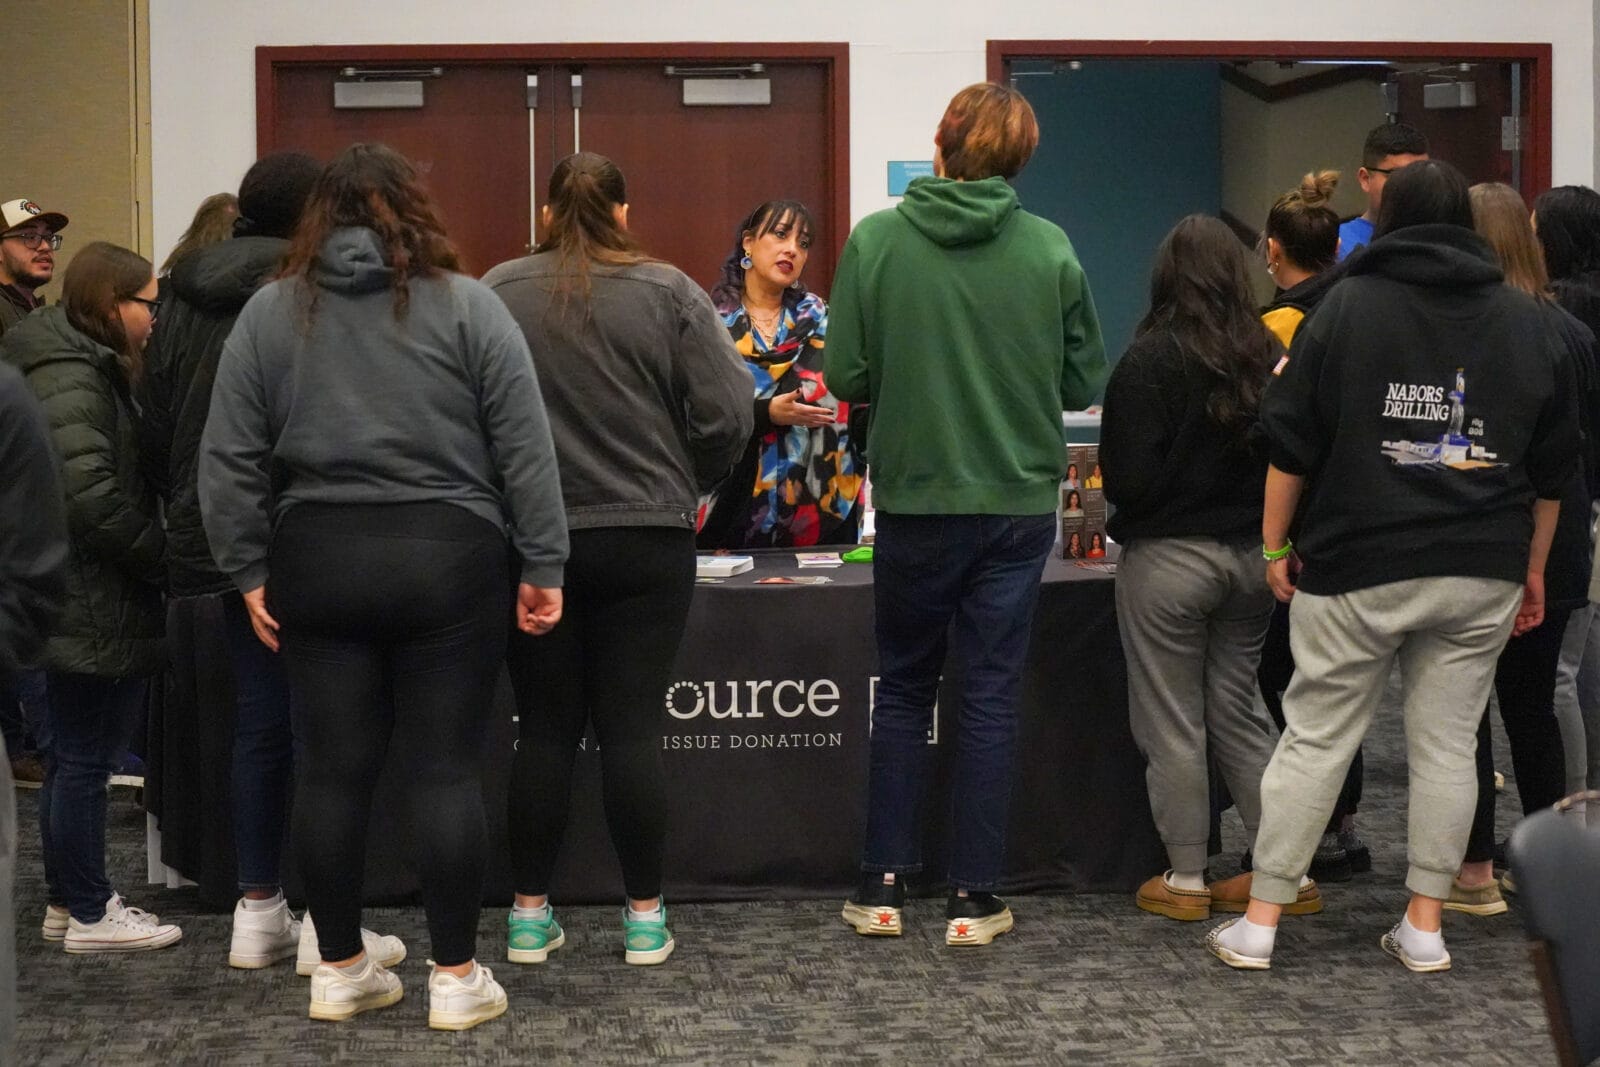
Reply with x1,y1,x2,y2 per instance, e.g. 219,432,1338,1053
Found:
1298,169,1340,207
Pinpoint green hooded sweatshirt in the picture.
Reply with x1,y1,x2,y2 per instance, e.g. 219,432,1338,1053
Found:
825,175,1105,515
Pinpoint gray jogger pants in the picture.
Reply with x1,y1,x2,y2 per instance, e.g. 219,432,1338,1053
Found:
1116,537,1277,874
1251,575,1521,904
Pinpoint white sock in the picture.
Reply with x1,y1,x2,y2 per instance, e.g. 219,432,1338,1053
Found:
1216,916,1277,959
1397,915,1446,962
1298,875,1314,889
628,902,663,922
512,903,550,921
1166,870,1206,892
241,892,284,912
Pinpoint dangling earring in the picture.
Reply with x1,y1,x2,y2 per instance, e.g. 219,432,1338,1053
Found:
790,277,803,290
740,254,753,269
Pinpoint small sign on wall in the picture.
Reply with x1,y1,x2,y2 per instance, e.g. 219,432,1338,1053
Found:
887,160,935,196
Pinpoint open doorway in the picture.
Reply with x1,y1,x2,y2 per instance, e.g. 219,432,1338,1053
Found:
988,41,1551,366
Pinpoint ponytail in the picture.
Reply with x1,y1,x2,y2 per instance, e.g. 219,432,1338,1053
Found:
535,152,653,313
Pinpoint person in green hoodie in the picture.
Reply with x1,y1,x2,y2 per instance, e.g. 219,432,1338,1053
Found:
829,82,1106,947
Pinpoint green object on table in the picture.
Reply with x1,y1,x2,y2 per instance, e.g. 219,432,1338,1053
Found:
842,546,874,563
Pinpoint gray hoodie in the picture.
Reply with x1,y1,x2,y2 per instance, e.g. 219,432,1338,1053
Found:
199,226,568,591
481,254,752,530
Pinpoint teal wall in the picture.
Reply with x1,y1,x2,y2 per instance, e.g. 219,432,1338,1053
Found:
1011,60,1222,385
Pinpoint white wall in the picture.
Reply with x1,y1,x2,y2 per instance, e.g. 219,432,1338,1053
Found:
149,0,1598,261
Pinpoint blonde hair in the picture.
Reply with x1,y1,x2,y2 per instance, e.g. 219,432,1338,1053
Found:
1470,182,1549,298
1264,170,1341,273
161,192,238,274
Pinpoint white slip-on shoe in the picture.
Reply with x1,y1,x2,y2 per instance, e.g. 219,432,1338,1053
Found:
64,894,182,954
1206,918,1271,971
428,961,509,1031
308,953,403,1022
297,911,407,976
1380,923,1452,973
229,896,302,969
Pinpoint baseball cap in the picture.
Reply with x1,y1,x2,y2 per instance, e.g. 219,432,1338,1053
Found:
0,199,69,234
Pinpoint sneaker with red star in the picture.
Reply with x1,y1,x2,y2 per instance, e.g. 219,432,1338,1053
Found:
945,891,1012,946
841,875,906,937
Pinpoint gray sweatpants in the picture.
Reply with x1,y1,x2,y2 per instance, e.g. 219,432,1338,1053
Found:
1252,575,1521,905
1116,537,1277,873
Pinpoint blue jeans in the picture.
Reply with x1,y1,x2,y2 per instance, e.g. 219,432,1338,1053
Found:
862,512,1055,891
38,673,145,921
223,594,295,893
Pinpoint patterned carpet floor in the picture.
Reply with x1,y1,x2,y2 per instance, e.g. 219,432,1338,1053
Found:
11,675,1560,1065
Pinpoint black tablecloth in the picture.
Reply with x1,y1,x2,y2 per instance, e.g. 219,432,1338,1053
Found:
148,551,1161,907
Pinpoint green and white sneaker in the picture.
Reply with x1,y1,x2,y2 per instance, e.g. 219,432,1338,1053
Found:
623,902,675,966
507,908,565,964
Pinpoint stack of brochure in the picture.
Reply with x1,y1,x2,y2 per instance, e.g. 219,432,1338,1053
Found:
696,555,753,578
796,552,842,568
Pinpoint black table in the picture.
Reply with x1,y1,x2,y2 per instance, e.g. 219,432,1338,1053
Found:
147,551,1161,906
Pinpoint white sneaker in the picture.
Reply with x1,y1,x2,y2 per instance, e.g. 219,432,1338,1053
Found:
41,903,69,942
428,961,508,1031
308,954,403,1021
64,894,182,954
297,911,407,976
229,896,302,969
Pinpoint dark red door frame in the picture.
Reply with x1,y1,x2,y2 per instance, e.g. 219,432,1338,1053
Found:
257,43,851,261
986,40,1553,196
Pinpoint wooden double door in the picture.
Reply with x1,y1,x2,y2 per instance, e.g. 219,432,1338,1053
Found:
260,46,846,296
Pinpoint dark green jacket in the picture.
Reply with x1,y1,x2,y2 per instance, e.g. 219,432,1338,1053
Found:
825,176,1106,515
0,306,166,677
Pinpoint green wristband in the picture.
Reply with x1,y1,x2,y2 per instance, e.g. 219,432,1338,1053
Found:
1262,541,1294,562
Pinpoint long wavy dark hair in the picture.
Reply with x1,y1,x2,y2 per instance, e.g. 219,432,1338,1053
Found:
1136,214,1278,438
280,143,460,321
709,200,814,315
1533,185,1600,280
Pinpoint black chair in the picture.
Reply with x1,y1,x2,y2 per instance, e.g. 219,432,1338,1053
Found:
1507,791,1600,1067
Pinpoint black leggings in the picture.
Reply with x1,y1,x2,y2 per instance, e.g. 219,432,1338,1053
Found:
507,526,695,900
1466,606,1572,864
271,502,510,967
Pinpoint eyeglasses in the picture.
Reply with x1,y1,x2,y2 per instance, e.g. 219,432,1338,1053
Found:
1,231,63,251
128,296,161,316
1366,166,1397,176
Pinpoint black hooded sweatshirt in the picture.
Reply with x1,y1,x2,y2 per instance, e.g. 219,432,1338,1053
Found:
1263,224,1580,597
141,236,288,597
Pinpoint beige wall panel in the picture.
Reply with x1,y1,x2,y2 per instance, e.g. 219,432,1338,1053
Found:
0,0,137,287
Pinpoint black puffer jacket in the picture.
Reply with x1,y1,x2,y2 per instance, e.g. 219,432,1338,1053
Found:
0,307,165,677
142,236,286,596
